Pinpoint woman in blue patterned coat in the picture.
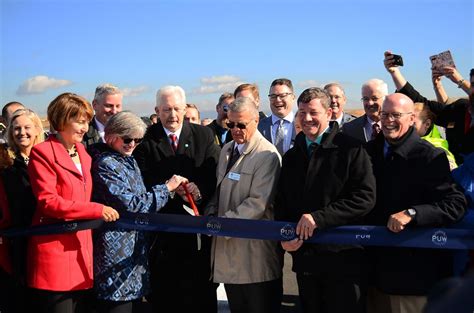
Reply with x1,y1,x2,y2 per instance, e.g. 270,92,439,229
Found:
92,111,188,313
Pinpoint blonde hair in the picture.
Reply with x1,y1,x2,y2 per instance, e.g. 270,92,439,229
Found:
7,108,45,153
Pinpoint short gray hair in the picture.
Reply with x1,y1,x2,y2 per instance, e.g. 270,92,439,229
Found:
156,85,186,108
94,83,122,103
228,97,259,119
104,111,147,144
362,79,388,97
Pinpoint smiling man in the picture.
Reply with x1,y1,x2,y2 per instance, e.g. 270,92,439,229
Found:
365,93,466,313
258,78,297,156
82,83,123,150
323,82,356,127
342,79,388,142
275,87,376,313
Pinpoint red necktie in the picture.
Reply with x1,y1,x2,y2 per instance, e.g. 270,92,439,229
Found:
169,134,178,153
371,123,381,140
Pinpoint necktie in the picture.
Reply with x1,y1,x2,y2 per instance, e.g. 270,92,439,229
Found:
308,142,318,157
169,134,178,153
371,123,381,140
226,146,240,172
274,119,285,155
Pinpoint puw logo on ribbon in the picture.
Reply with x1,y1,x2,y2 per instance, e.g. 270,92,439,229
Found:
280,224,296,240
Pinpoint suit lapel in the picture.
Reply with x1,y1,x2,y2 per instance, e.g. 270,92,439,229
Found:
50,137,83,177
152,123,176,157
177,122,193,156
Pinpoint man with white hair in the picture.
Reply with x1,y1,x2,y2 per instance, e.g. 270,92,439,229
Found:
342,79,388,142
82,83,123,150
133,85,221,313
323,82,356,127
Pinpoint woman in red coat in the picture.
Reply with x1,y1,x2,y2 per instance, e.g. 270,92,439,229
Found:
27,93,120,313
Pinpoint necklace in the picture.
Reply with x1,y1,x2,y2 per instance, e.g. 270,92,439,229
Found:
68,145,78,158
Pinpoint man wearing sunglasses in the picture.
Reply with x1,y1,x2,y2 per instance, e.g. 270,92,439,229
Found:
133,85,221,313
207,92,234,147
258,78,297,156
206,96,282,313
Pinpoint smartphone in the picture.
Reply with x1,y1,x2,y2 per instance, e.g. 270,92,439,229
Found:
391,54,404,66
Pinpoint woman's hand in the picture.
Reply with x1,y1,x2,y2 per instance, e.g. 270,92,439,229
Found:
166,175,189,192
102,206,120,222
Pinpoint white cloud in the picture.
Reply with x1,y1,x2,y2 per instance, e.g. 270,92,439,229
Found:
296,80,321,89
17,75,72,95
201,75,240,84
122,85,149,97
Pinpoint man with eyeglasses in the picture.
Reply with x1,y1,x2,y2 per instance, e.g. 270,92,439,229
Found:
205,96,283,313
258,78,297,156
275,87,376,313
365,93,466,313
207,92,234,147
133,85,221,313
83,83,123,151
342,79,388,142
324,82,356,127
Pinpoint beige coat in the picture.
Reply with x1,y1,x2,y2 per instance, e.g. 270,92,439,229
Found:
207,130,282,284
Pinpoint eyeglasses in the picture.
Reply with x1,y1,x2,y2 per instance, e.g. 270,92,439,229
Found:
268,93,293,100
380,111,413,120
222,105,229,112
361,96,383,103
161,107,186,114
226,121,252,130
122,137,143,144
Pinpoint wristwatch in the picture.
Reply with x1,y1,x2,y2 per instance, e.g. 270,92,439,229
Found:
457,79,465,88
405,208,417,219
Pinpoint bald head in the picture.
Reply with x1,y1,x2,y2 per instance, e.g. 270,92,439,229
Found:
381,93,415,143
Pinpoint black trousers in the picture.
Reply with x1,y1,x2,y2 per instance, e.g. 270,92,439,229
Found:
224,277,282,313
296,249,367,313
96,299,139,313
148,248,218,313
30,288,92,313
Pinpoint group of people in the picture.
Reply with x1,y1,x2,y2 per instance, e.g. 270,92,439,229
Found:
0,51,472,313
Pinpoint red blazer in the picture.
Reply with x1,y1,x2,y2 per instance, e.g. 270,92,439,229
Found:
0,178,12,275
27,136,103,291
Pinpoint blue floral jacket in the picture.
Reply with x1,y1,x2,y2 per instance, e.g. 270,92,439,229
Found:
92,145,170,301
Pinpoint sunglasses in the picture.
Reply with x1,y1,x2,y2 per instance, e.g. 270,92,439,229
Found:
122,137,143,144
226,121,251,130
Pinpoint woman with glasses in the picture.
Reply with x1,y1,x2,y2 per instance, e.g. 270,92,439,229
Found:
91,111,188,313
27,93,120,313
1,108,44,311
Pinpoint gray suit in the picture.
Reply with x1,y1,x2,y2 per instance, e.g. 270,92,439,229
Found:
258,115,296,154
339,112,357,126
341,115,368,143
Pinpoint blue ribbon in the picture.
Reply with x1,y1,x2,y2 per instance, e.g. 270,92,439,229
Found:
2,211,474,250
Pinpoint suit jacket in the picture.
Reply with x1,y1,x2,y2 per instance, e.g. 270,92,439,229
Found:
27,136,103,291
207,119,232,147
340,112,357,126
275,124,376,273
206,130,282,284
341,114,368,143
258,115,296,154
133,121,220,254
365,127,466,295
82,118,102,151
398,81,473,164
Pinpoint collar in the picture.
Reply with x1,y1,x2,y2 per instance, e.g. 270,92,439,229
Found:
332,112,344,125
366,115,379,126
94,116,106,133
163,125,183,139
304,126,330,148
271,112,294,125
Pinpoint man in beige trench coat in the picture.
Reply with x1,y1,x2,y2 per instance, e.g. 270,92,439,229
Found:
205,96,282,313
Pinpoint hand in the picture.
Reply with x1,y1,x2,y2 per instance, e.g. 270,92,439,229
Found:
165,175,189,192
440,66,463,84
177,182,202,202
387,210,412,233
431,68,443,86
384,50,401,73
102,206,119,222
281,238,304,252
296,214,317,240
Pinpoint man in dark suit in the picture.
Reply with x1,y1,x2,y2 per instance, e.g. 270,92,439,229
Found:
258,78,297,156
342,79,388,142
365,93,466,313
275,87,376,313
82,83,123,150
207,92,234,147
324,82,356,127
384,51,473,164
133,85,221,313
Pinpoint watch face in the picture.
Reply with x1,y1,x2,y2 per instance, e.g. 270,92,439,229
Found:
408,209,416,217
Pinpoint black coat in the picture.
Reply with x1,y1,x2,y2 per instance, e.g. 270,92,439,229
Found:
206,119,232,147
365,127,467,295
398,82,473,164
133,121,220,253
275,124,376,273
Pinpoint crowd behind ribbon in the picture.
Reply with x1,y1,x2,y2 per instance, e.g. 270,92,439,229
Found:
0,51,473,313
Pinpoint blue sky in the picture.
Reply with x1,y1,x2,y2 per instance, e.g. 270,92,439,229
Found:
1,0,472,119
